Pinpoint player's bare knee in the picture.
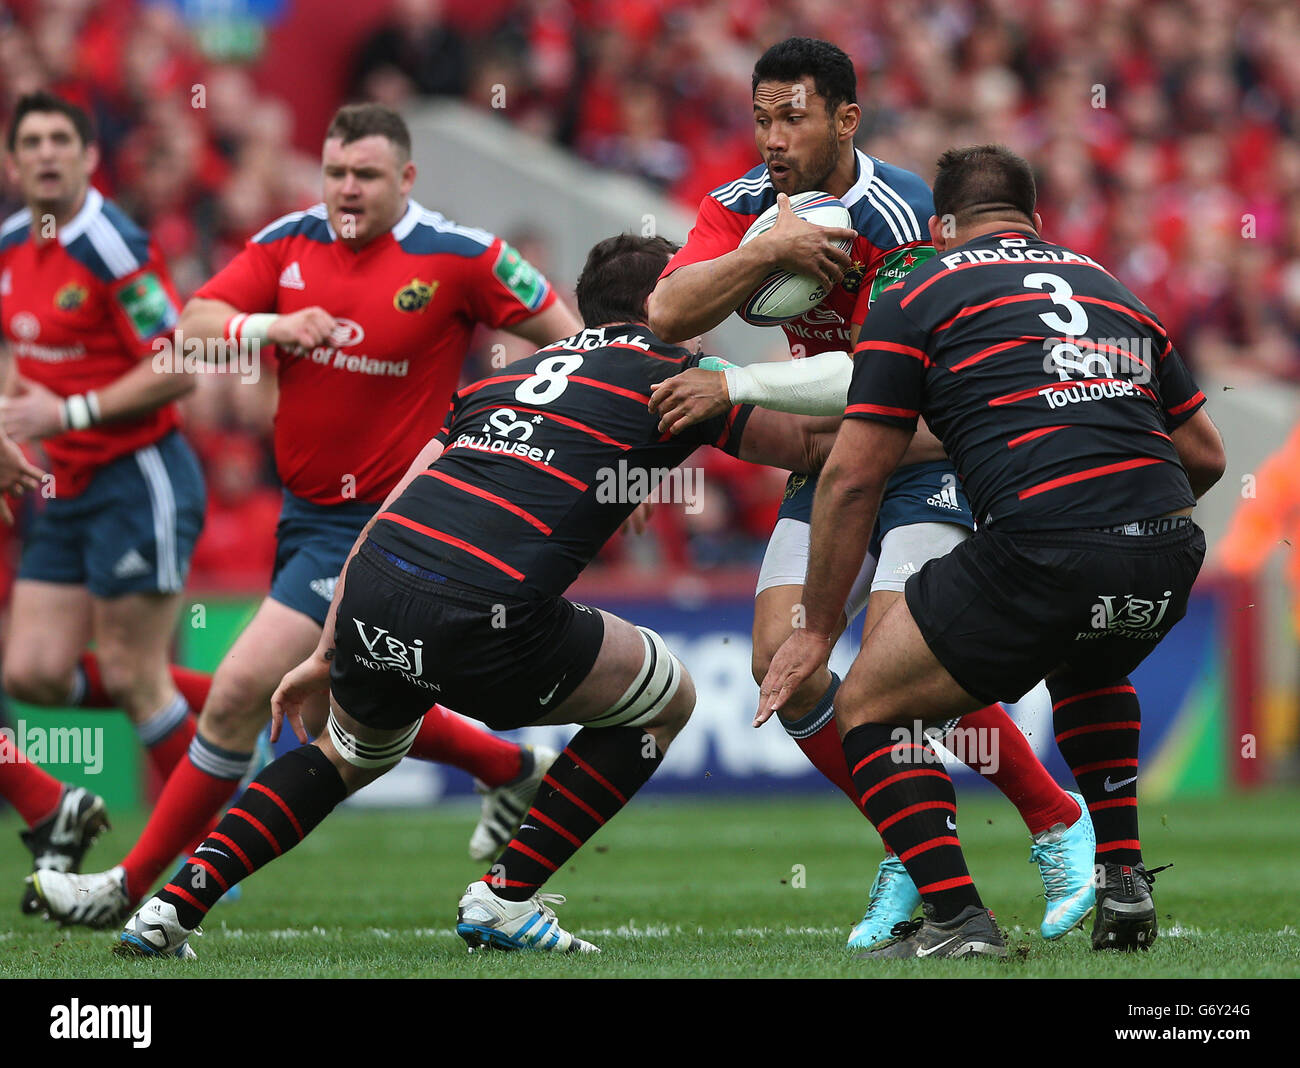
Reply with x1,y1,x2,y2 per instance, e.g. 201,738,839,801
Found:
832,673,871,731
300,701,329,739
834,679,907,731
750,612,798,685
2,661,72,707
750,621,791,685
200,666,273,748
644,667,695,741
94,655,169,719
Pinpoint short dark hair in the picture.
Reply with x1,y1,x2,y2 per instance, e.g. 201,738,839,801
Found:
7,91,95,152
752,37,857,114
324,103,412,162
575,234,680,326
933,144,1037,227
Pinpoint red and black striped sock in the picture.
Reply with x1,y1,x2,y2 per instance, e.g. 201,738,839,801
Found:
842,722,981,922
1050,675,1142,867
157,744,347,929
486,726,663,901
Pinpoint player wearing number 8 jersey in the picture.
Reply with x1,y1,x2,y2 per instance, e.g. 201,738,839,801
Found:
110,234,840,959
762,145,1226,958
29,103,581,928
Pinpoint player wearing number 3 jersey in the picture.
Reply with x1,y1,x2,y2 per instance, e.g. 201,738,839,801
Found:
762,145,1225,958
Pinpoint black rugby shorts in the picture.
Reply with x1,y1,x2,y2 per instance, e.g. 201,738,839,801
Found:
330,540,605,731
904,520,1206,704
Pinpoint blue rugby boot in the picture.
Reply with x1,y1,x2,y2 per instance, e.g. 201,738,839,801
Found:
1031,792,1096,939
847,855,922,950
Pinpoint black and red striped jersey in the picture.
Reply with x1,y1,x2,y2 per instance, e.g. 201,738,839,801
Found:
846,230,1206,531
367,324,752,597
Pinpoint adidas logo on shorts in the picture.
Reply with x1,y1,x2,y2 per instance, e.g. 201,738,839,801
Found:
926,484,961,511
112,548,151,578
309,577,337,601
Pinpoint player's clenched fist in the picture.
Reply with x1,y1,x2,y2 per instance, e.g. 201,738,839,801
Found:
267,306,339,352
753,192,856,290
649,368,731,435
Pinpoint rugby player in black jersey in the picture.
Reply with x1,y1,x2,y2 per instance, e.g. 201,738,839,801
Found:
762,145,1225,958
108,234,840,958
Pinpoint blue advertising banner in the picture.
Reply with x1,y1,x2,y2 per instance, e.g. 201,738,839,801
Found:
333,584,1228,807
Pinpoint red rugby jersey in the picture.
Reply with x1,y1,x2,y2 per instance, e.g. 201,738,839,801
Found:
660,149,936,356
197,200,558,504
0,188,182,497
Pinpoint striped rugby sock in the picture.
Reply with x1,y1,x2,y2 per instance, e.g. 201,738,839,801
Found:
842,722,981,922
485,726,663,902
780,673,863,809
136,693,196,779
158,744,347,929
1050,675,1142,867
120,734,251,902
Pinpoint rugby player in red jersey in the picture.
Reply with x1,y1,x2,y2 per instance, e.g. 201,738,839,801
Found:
0,92,214,907
0,429,99,887
29,104,582,927
648,38,1093,946
109,234,841,958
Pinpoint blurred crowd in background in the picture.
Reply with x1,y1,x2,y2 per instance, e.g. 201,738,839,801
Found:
0,0,1297,587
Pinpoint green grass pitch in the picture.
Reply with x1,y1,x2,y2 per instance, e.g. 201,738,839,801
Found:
2,789,1297,979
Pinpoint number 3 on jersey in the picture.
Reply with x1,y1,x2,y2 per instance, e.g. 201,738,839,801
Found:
516,354,584,405
1023,272,1088,334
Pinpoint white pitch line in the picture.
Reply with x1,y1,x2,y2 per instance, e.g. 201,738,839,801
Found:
215,924,847,940
207,923,1300,941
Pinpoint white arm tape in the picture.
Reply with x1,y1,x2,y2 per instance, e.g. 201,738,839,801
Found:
226,313,279,343
62,393,97,431
722,351,853,416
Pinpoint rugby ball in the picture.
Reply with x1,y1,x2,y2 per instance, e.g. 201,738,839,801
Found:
737,191,853,326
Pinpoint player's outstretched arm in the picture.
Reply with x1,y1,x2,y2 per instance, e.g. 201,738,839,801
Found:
651,352,853,435
734,407,841,476
1170,408,1226,499
648,193,856,343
